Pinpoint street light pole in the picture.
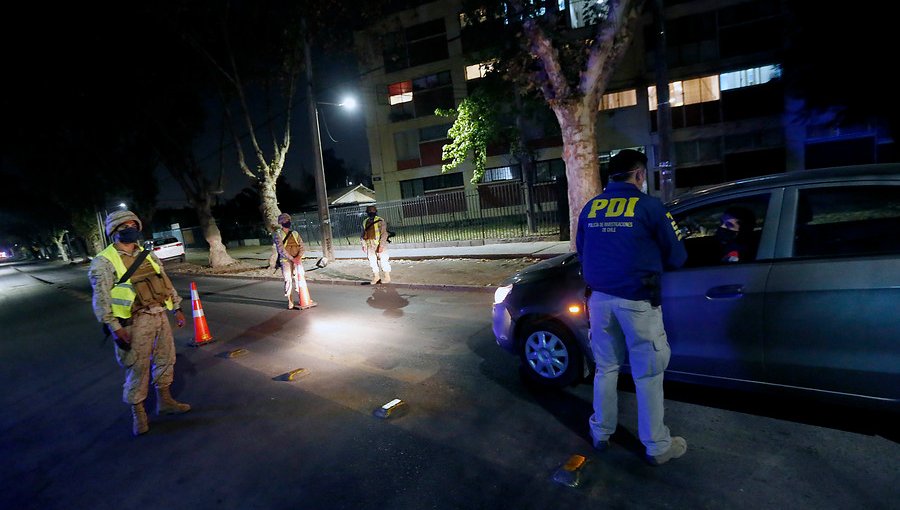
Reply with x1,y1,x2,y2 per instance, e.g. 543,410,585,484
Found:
304,30,334,261
310,103,334,261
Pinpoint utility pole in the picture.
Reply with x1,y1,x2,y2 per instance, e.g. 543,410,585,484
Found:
654,0,675,202
303,21,334,261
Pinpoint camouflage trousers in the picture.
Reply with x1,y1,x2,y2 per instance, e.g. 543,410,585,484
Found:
113,310,176,405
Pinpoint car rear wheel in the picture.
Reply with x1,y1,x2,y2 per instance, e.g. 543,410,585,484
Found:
518,321,583,388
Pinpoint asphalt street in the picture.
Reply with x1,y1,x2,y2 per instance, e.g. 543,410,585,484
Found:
1,260,898,510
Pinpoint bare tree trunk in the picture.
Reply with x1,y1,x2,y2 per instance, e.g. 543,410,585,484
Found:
76,228,105,256
553,101,602,250
259,178,281,231
52,231,70,262
195,197,236,267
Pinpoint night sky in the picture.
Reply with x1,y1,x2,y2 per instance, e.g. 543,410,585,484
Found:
1,2,371,213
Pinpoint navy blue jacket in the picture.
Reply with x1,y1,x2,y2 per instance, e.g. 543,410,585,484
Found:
575,182,687,301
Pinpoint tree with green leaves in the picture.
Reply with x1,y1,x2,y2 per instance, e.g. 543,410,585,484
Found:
459,0,645,246
437,88,507,183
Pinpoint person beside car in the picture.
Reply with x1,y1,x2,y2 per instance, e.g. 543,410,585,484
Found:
575,149,689,466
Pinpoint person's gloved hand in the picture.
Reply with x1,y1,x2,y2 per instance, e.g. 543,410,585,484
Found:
113,327,132,351
174,310,186,328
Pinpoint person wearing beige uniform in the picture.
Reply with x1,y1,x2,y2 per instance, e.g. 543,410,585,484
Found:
88,210,190,437
360,205,392,284
273,212,316,309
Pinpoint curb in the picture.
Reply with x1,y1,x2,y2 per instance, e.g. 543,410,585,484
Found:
166,268,495,293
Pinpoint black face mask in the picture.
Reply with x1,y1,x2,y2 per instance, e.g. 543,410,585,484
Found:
281,221,291,229
117,227,141,243
715,227,738,243
367,212,376,218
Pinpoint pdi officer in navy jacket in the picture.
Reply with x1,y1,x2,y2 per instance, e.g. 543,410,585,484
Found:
575,149,688,466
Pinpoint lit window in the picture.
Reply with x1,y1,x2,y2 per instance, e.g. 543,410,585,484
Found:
600,89,637,110
388,80,413,105
465,61,495,81
459,8,488,27
720,65,782,91
648,74,719,111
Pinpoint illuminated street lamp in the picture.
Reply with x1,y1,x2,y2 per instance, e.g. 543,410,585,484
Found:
309,97,356,262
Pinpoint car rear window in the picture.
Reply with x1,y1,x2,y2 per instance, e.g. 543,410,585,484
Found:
154,237,179,246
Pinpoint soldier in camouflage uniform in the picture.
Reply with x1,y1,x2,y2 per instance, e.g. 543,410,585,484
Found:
88,210,191,436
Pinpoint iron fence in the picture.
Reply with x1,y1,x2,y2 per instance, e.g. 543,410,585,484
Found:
181,181,564,249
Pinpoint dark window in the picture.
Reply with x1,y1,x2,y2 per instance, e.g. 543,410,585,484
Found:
423,172,463,191
418,123,452,142
721,81,783,121
412,71,454,118
383,19,448,73
723,148,785,181
400,172,464,199
675,163,726,188
793,185,900,257
805,137,877,169
482,165,521,183
719,17,782,58
535,159,566,183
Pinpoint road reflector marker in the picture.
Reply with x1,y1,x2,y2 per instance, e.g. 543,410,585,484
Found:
373,398,407,419
287,368,308,381
552,454,587,488
226,348,249,358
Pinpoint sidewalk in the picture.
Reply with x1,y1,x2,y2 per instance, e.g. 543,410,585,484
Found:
177,240,572,290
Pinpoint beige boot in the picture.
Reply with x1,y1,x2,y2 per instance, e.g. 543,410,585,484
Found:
370,273,381,285
287,295,294,309
131,402,149,436
382,272,391,284
156,385,191,415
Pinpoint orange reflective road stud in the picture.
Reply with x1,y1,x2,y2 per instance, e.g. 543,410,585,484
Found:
188,281,215,347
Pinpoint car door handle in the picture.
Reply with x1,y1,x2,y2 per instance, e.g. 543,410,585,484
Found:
706,284,744,300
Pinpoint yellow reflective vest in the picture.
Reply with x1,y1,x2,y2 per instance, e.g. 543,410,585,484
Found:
362,216,384,242
97,244,174,318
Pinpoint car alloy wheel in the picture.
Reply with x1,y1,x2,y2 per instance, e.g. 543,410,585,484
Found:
519,321,582,388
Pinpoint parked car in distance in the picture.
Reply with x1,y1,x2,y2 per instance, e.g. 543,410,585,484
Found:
492,163,900,411
150,237,185,263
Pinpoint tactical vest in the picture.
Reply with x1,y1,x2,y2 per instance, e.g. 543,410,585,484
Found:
362,216,383,242
278,230,302,260
97,245,174,318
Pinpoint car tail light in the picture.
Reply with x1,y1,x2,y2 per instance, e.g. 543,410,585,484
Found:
153,247,161,251
175,243,182,247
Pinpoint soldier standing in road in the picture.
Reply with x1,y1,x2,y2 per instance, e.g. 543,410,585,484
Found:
88,210,190,437
273,213,316,309
360,205,392,285
575,149,688,466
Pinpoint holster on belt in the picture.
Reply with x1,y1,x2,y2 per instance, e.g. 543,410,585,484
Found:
640,273,662,307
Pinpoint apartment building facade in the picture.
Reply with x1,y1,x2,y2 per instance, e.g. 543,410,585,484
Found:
353,0,895,207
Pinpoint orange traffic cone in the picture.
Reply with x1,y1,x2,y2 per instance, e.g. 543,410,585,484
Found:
296,266,317,310
189,281,215,346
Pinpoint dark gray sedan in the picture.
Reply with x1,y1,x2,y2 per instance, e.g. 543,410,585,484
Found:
492,163,900,410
